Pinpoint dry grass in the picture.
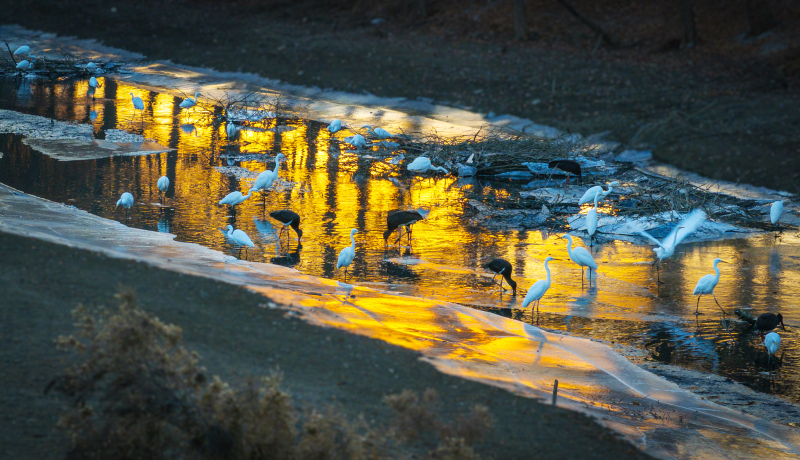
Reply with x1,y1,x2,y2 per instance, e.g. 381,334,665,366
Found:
1,43,106,79
46,289,493,460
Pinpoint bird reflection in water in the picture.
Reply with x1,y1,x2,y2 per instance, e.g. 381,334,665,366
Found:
270,244,302,268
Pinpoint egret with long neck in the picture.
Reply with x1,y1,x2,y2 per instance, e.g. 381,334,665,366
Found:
337,229,359,281
692,258,727,315
562,234,597,287
522,257,556,313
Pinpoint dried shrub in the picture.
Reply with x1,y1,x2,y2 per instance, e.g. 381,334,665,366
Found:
48,290,493,460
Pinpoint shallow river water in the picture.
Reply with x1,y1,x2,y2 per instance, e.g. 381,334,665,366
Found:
1,76,800,407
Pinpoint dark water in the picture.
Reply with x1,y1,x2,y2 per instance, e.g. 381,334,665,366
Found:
1,76,799,405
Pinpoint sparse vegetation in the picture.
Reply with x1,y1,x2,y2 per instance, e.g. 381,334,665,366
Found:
46,290,493,460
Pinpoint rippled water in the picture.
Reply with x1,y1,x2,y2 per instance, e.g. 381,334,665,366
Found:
2,76,799,404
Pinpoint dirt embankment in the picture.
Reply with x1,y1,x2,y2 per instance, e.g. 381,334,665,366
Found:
5,0,800,194
0,231,650,459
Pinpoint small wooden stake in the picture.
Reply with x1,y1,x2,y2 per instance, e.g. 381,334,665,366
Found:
552,379,559,405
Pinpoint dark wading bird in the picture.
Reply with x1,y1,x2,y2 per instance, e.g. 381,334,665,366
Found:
548,160,581,185
269,210,303,242
384,210,424,245
755,313,786,336
484,258,517,295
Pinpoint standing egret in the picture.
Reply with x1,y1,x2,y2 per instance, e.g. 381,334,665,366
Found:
86,62,97,71
770,200,785,224
219,189,254,216
407,157,449,174
346,134,366,149
226,121,236,141
578,181,619,205
548,160,581,185
692,258,727,315
157,176,169,205
116,192,134,221
764,332,781,367
130,92,144,124
89,77,100,88
635,209,706,282
755,313,785,336
223,224,255,258
327,119,342,133
337,228,359,281
180,92,201,110
586,194,598,247
363,125,392,139
384,210,424,245
269,210,302,242
485,258,517,295
253,153,285,202
16,60,31,71
561,234,597,286
13,45,30,56
522,257,556,312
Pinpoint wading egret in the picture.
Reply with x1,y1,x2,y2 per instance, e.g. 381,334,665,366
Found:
130,92,144,124
223,224,255,257
363,125,392,139
692,258,727,315
384,210,424,245
116,192,134,220
89,77,99,88
337,228,359,281
561,234,597,286
407,156,449,174
548,160,581,185
485,258,517,295
586,194,598,246
269,209,303,242
157,176,169,205
219,189,254,213
346,134,366,149
180,92,201,110
226,121,236,141
770,200,785,224
578,181,619,205
764,332,781,367
635,209,706,282
13,45,30,56
522,257,556,312
327,119,342,133
253,153,285,201
755,313,785,336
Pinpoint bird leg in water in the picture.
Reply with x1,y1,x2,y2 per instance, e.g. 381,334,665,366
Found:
695,296,702,315
712,294,727,316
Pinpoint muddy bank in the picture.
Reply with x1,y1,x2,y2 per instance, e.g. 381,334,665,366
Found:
0,230,650,459
5,0,800,194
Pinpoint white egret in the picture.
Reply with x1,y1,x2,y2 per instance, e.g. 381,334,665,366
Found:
578,181,619,205
363,125,392,139
561,234,597,286
770,200,784,224
692,258,727,315
253,154,285,203
635,209,706,282
269,210,303,242
223,224,255,258
226,121,236,141
130,92,144,124
157,176,169,205
764,332,781,367
327,119,342,133
337,228,359,281
407,156,449,174
346,134,366,149
586,194,598,246
219,189,254,214
13,45,30,56
116,192,134,220
86,62,97,71
484,258,517,295
522,257,556,312
89,77,99,88
16,60,30,71
180,92,201,110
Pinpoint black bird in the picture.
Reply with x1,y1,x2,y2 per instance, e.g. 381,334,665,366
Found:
384,210,424,245
548,160,582,185
269,210,303,241
484,258,517,295
755,313,785,335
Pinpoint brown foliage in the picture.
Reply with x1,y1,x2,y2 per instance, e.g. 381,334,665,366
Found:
47,290,493,460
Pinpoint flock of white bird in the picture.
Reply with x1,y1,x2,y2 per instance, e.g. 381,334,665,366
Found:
100,88,789,365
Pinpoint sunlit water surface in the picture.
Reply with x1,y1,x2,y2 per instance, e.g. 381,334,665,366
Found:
2,77,799,404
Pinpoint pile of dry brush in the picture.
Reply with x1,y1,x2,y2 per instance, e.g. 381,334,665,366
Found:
46,290,493,460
